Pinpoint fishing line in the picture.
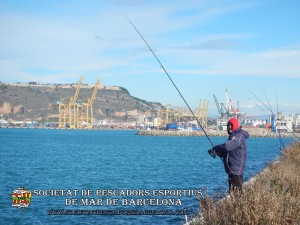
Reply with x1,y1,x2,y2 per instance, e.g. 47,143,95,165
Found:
123,15,214,147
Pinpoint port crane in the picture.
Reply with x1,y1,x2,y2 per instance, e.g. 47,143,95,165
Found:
58,76,83,128
86,78,100,128
69,76,83,128
213,94,229,118
195,99,209,130
57,76,100,129
226,89,245,118
156,100,208,129
214,89,245,130
157,107,171,127
77,78,100,128
58,98,70,128
214,89,245,119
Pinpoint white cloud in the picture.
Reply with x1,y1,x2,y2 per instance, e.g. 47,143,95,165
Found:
153,42,300,78
0,0,299,117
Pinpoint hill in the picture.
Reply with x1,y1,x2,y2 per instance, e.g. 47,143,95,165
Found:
0,82,163,124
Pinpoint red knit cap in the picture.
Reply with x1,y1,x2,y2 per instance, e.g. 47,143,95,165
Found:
228,118,239,132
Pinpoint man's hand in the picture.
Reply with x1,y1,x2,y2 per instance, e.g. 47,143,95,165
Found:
208,146,222,158
208,148,216,158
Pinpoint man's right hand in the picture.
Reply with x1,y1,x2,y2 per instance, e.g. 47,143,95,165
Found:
208,148,216,158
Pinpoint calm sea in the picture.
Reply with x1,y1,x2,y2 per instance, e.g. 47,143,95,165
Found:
0,129,295,225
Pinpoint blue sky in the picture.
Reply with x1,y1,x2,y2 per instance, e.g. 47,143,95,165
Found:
0,0,299,116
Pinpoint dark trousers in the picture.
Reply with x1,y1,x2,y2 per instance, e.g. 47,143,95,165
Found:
228,174,243,192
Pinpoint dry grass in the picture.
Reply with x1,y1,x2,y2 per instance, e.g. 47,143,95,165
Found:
196,141,300,225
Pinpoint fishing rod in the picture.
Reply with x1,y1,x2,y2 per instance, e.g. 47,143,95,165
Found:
275,91,285,150
123,15,214,148
243,93,267,114
275,91,300,142
249,89,300,143
249,89,287,150
262,86,274,114
248,89,273,114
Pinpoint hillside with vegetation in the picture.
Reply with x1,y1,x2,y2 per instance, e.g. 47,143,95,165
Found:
0,82,163,123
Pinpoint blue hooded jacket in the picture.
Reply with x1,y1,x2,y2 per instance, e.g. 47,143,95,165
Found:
213,128,249,176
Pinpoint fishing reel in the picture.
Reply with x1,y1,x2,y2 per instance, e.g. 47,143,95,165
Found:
208,148,216,158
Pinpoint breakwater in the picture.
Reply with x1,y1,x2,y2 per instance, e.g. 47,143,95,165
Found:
136,129,300,138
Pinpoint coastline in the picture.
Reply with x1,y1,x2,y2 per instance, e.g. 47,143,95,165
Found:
1,126,299,140
136,129,300,139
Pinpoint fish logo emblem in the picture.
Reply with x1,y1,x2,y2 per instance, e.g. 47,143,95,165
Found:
11,187,32,208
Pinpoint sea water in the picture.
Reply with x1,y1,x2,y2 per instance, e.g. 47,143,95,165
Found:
0,129,295,225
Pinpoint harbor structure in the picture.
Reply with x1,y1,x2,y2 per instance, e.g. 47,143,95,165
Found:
155,100,208,130
58,76,100,129
213,89,244,130
77,78,100,129
58,76,83,128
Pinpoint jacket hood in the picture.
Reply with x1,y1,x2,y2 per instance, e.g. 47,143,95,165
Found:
236,128,249,139
228,118,239,132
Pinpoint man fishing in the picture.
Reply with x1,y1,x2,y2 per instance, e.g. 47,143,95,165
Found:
124,17,248,192
209,118,249,192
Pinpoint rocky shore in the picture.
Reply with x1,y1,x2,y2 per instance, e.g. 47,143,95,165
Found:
136,129,300,139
